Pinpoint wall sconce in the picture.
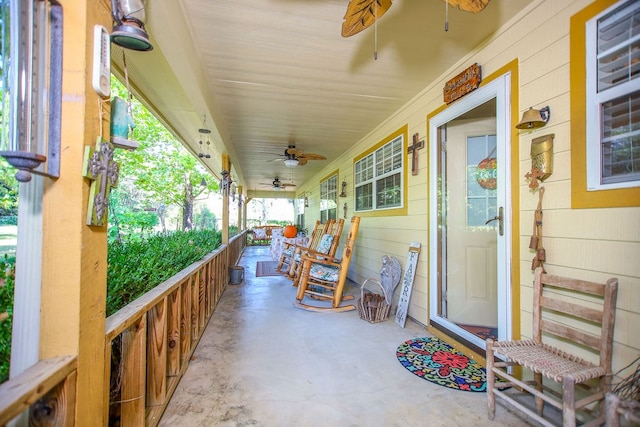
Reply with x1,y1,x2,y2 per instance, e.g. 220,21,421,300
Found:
0,0,62,182
340,181,347,197
238,194,243,208
516,106,550,130
304,196,309,208
110,0,153,51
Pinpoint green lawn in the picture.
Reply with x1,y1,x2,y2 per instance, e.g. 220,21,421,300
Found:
0,226,16,258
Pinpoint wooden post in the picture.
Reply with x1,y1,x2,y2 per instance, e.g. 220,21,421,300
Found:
39,1,110,424
221,154,230,245
237,186,243,231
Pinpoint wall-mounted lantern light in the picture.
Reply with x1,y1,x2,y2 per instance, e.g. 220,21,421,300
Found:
110,0,153,51
516,106,550,130
340,181,347,197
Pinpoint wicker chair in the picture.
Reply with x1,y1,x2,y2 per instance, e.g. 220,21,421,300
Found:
293,217,359,313
486,267,618,427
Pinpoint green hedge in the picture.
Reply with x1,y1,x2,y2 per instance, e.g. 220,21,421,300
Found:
107,229,222,316
0,255,15,383
0,229,224,383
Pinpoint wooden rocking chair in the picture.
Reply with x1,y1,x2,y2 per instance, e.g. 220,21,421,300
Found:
276,220,327,274
288,218,345,287
486,267,618,427
293,217,360,313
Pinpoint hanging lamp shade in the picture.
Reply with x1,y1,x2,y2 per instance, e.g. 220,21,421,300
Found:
284,158,299,168
110,0,153,51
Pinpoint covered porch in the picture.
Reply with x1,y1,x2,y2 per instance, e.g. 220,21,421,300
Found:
158,246,541,426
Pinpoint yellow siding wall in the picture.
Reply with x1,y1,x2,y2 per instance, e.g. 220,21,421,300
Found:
296,0,640,374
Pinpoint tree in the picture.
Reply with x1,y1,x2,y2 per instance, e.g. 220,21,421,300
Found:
0,158,18,218
109,77,218,234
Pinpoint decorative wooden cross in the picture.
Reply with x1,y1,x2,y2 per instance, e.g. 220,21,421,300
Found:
83,137,119,226
408,133,425,176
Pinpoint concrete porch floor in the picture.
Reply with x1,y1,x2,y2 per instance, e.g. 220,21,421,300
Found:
159,246,535,427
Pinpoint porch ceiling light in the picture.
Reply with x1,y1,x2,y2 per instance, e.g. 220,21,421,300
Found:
516,106,550,130
110,0,153,51
284,158,299,168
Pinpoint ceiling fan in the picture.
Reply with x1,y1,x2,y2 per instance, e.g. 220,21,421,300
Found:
259,178,297,190
341,0,491,37
268,145,327,167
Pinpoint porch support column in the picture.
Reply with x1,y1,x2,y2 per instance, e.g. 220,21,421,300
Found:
244,197,252,231
39,0,110,424
222,154,230,244
237,186,243,231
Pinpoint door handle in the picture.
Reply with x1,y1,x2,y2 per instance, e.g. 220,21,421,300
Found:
485,206,504,236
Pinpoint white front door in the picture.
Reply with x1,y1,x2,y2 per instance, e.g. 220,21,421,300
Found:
429,75,512,348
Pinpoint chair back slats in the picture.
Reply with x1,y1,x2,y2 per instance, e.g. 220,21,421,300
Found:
542,273,606,296
540,319,601,351
534,268,619,370
327,219,345,257
309,220,330,250
540,296,604,323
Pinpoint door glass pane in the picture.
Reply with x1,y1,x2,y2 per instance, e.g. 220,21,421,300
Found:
438,98,499,343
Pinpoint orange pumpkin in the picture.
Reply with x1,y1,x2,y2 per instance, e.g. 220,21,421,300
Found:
283,225,297,238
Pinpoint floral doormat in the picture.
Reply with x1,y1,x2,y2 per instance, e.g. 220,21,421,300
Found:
396,337,487,392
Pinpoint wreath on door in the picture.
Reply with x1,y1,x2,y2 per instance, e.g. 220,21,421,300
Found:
476,157,497,190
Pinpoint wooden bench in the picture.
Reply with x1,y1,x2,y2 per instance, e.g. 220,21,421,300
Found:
250,225,282,245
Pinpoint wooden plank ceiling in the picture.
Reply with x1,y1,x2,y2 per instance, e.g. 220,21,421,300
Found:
112,0,531,195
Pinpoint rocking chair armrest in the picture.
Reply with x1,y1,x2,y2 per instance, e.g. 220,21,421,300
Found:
300,247,332,258
284,242,308,251
301,252,340,265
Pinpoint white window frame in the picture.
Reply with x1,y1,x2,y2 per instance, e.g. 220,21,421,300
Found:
354,134,404,212
585,0,640,191
320,173,337,222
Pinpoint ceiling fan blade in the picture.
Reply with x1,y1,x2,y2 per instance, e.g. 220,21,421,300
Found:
298,152,326,161
297,157,308,166
342,0,392,38
446,0,491,13
282,183,297,187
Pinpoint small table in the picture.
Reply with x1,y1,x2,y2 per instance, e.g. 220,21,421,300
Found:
270,235,309,261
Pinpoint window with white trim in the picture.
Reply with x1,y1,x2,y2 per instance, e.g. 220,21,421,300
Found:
586,0,640,190
355,134,404,211
319,174,337,222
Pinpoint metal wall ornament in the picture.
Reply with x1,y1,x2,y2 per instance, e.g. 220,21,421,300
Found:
83,138,119,226
340,181,347,197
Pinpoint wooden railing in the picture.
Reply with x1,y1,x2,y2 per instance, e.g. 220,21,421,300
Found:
0,356,77,425
104,231,247,426
0,232,247,427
